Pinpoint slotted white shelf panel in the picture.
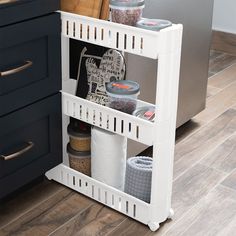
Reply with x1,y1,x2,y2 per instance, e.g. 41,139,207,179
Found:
62,91,155,146
46,164,150,224
60,11,181,59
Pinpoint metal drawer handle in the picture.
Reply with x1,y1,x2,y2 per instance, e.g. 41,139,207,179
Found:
0,0,19,4
0,61,33,77
0,141,34,161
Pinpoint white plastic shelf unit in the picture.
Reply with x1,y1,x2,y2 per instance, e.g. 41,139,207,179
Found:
46,11,183,231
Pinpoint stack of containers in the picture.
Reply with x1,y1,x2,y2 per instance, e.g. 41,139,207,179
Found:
109,0,173,33
67,119,91,176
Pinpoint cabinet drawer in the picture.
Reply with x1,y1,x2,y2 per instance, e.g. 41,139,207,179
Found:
0,93,62,180
0,13,61,116
0,0,60,27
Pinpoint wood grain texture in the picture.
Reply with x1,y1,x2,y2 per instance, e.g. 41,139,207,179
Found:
216,215,236,236
164,185,236,236
0,179,63,229
211,30,236,56
106,218,149,236
50,203,126,236
221,170,236,191
175,120,202,144
61,0,103,18
174,109,236,179
172,164,225,219
145,164,225,236
209,50,223,60
0,189,92,236
208,52,236,76
100,0,110,20
195,82,236,124
207,85,221,98
208,63,236,89
201,133,236,173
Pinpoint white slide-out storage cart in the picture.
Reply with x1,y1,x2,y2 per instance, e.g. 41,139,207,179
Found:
46,11,183,231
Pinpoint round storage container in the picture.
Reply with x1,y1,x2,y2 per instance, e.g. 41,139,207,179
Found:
136,18,172,31
67,123,91,152
106,80,140,114
70,118,91,133
133,106,155,122
67,144,91,176
110,0,145,26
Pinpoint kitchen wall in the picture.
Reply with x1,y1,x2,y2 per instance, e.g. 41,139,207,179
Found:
212,0,236,33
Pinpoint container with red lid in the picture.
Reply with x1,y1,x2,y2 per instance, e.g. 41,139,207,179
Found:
133,106,155,122
106,80,140,114
136,18,172,31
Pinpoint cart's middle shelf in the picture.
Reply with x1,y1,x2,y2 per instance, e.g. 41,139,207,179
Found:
62,88,155,146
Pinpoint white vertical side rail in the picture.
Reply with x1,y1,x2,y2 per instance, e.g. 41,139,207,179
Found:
61,34,70,165
149,26,183,228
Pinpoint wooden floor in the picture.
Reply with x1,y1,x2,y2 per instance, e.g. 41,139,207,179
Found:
1,50,236,236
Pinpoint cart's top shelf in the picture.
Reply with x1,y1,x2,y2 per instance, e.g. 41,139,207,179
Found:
60,11,183,59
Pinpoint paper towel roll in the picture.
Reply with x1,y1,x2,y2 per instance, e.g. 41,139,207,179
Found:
91,127,127,190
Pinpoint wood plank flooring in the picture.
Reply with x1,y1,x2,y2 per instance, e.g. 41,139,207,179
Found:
208,50,236,77
1,50,236,236
211,30,236,56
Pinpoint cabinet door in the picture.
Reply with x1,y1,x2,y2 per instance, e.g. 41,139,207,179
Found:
0,13,61,116
0,93,62,198
0,0,60,27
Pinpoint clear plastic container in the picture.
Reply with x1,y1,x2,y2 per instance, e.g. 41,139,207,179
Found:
67,123,91,152
106,80,140,114
136,18,172,31
110,0,145,26
133,106,156,122
67,143,91,176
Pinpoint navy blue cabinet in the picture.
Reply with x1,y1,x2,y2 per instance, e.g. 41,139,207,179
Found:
0,0,62,198
0,94,62,199
0,13,61,116
0,0,60,27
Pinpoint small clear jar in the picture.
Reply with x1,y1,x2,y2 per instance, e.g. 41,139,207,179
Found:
110,0,145,26
133,106,156,122
67,144,91,176
106,80,140,114
67,123,91,152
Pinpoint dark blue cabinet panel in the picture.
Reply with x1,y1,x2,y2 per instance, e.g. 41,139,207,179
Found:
0,93,62,198
0,13,61,116
0,0,60,27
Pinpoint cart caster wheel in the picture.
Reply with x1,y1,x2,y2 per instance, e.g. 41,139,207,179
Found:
168,208,174,219
148,222,160,231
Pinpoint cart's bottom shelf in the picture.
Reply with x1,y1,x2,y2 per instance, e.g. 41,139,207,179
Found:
46,164,174,231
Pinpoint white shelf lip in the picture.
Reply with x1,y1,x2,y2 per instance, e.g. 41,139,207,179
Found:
59,10,182,59
46,164,150,224
60,10,159,36
62,91,155,146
